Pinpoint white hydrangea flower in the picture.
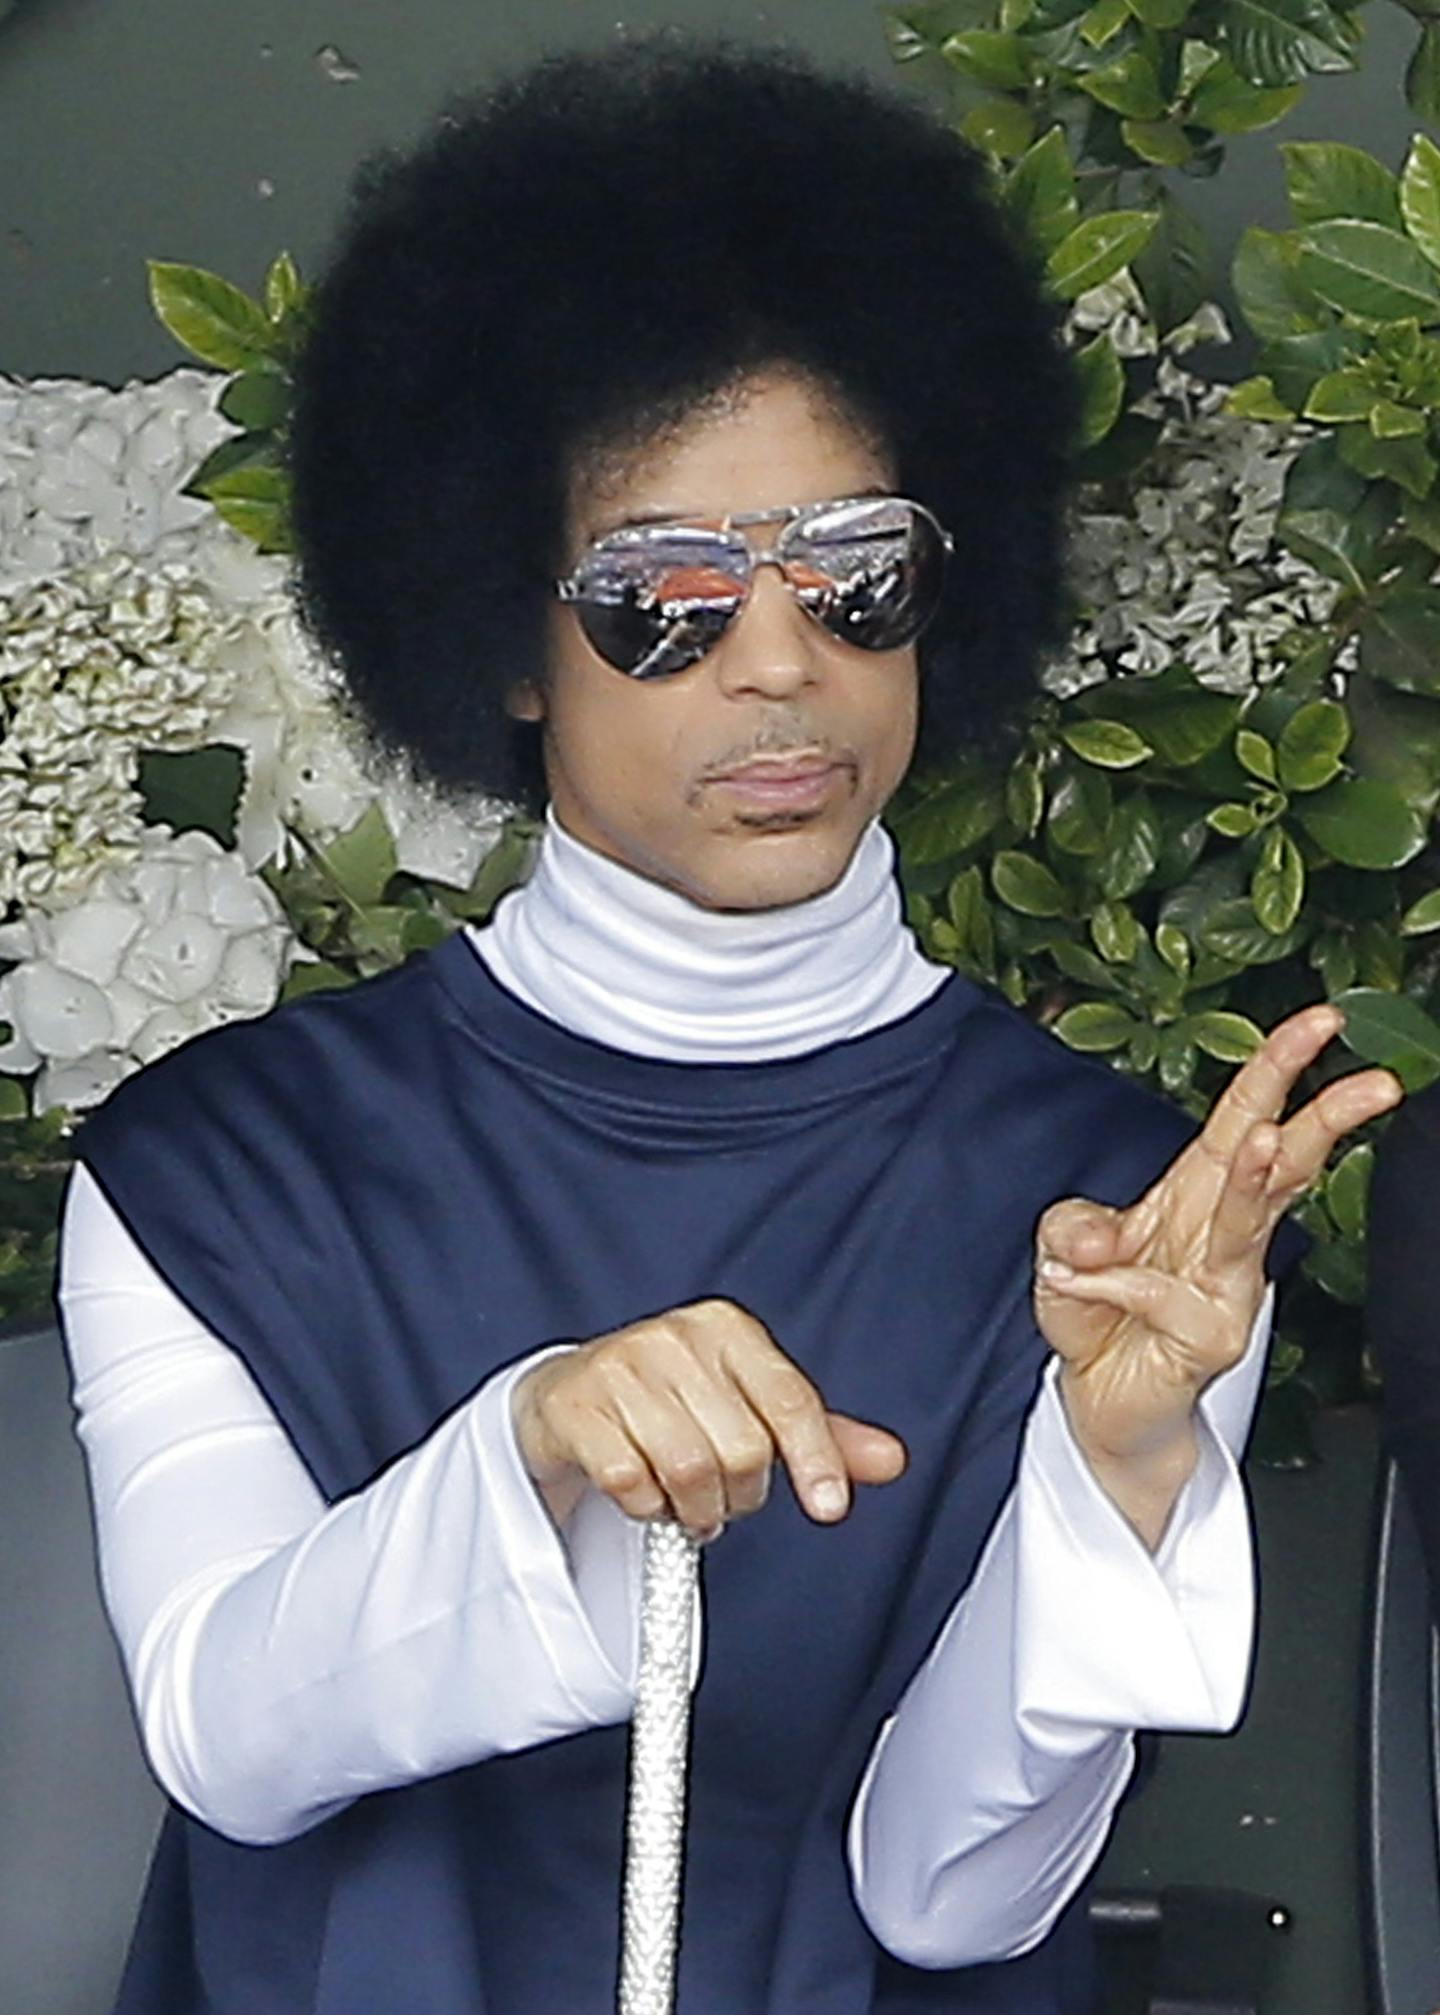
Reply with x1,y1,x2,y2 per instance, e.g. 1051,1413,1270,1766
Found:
0,826,296,1113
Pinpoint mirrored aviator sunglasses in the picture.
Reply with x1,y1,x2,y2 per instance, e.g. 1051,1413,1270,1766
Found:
553,493,955,681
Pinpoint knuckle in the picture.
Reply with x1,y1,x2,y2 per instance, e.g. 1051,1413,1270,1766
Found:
594,1457,647,1498
724,1433,773,1481
765,1371,821,1427
663,1449,715,1491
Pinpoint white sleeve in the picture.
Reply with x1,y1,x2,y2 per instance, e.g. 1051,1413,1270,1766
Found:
56,1159,660,1848
848,1285,1273,1970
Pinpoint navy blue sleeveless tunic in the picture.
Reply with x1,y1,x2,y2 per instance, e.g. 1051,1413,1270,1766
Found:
73,929,1290,2014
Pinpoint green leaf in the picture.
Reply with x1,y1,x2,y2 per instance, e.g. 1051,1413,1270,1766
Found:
1159,1024,1199,1093
1081,0,1133,44
1282,141,1404,229
1258,328,1366,408
1216,0,1361,87
1338,422,1440,497
1407,22,1440,126
1233,226,1328,341
1127,0,1194,26
1077,51,1168,117
1188,55,1302,131
1252,824,1306,930
317,801,399,906
1052,938,1123,989
1371,397,1428,438
946,864,998,973
1156,921,1193,975
1073,331,1127,447
1123,117,1194,166
183,431,278,496
1326,1141,1374,1238
0,1078,28,1122
135,745,244,850
1277,697,1351,789
199,465,293,553
1053,1000,1139,1051
1099,792,1164,898
1187,1008,1267,1060
893,773,1005,862
1006,759,1046,837
264,249,306,324
1120,686,1239,765
1278,439,1390,591
1092,898,1142,961
1048,766,1114,854
1404,490,1440,549
217,369,291,432
1401,885,1440,932
941,28,1031,88
1303,367,1380,422
1401,134,1440,270
1359,588,1440,694
992,850,1069,915
1201,897,1309,963
1046,210,1158,300
442,824,536,922
1295,777,1429,866
1061,718,1154,768
1332,984,1440,1087
147,261,277,371
281,958,357,1002
1226,373,1296,420
1236,727,1279,781
1005,127,1080,256
1296,220,1440,323
1208,799,1261,836
1131,189,1214,333
962,96,1037,158
1307,1234,1368,1305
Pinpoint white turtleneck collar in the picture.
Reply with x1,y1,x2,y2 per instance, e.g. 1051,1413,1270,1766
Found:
465,803,950,1063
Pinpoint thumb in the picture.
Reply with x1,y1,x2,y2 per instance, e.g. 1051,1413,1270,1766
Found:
1036,1196,1124,1273
828,1412,908,1487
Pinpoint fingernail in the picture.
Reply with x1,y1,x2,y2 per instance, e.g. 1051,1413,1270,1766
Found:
1039,1257,1075,1282
812,1479,848,1519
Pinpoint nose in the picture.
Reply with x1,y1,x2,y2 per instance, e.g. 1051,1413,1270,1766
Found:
710,558,823,700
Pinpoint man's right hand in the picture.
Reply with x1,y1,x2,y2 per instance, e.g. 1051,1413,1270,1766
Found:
511,1297,907,1536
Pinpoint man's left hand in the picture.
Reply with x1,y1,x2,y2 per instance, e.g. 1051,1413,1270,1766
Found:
1035,1002,1403,1548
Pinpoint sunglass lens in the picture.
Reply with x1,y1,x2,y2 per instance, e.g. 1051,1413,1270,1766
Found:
786,498,948,651
565,527,748,678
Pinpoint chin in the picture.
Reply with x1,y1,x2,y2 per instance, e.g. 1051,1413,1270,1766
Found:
691,821,861,913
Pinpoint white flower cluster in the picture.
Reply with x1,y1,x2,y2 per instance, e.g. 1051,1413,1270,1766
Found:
0,553,244,906
1050,296,1342,699
0,370,515,1116
0,828,293,1115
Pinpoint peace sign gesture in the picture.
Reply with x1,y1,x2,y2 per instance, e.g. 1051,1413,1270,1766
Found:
1035,1003,1402,1546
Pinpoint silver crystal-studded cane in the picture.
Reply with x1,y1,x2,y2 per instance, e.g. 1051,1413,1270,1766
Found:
618,1516,701,2015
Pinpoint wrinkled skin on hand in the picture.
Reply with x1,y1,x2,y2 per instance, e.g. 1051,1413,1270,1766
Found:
1035,1002,1402,1545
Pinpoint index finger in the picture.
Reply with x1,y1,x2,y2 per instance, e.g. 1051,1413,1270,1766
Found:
724,1334,853,1523
1197,1002,1345,1168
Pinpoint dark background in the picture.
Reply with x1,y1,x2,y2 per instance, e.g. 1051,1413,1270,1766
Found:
0,0,1422,387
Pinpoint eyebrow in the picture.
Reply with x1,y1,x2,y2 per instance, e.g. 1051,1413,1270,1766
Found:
584,481,895,543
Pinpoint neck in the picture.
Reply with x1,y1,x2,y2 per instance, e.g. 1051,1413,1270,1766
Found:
466,804,947,1061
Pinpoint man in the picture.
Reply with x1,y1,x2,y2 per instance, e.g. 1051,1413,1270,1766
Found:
58,34,1399,2015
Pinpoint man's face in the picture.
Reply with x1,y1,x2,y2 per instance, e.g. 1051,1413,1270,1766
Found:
509,369,920,913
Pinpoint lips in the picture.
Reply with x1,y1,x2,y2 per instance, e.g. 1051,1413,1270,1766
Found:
709,754,836,784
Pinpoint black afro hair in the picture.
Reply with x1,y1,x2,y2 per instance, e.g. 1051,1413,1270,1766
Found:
287,30,1084,816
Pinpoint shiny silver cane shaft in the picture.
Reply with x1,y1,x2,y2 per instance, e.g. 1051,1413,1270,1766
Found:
618,1517,700,2015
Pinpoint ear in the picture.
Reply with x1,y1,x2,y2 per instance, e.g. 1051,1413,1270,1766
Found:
505,678,545,723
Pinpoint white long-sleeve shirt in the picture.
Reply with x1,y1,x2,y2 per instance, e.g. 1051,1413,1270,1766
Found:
55,805,1271,1969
